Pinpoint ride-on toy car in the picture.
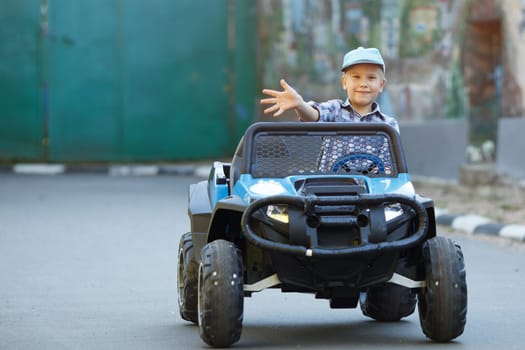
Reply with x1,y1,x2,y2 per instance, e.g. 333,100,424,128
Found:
178,122,467,347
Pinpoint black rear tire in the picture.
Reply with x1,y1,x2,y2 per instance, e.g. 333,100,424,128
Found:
198,240,244,348
177,232,199,323
418,236,467,342
360,283,417,322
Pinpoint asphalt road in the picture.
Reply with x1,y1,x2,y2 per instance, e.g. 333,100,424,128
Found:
1,174,524,349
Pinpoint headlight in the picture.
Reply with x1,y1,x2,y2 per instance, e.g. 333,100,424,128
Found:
266,205,289,224
249,180,287,196
384,203,404,222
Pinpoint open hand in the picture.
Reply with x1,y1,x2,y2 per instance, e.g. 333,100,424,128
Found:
260,79,303,117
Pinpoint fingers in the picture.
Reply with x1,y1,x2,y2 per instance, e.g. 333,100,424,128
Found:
280,79,298,95
263,103,285,117
261,88,280,97
260,79,296,116
260,88,279,115
273,108,283,117
260,97,276,105
262,80,293,97
263,105,278,113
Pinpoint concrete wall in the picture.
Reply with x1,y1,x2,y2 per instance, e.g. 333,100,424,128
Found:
497,118,525,179
400,119,468,179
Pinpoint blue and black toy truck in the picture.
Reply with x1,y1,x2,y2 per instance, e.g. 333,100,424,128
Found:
177,122,467,347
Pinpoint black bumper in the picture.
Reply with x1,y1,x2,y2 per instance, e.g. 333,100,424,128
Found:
240,193,429,258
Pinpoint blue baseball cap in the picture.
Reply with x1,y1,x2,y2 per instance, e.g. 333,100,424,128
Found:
341,47,385,73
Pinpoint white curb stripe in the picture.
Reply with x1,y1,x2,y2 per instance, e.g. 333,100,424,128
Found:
499,225,525,241
13,164,65,175
109,166,159,176
434,207,449,217
451,214,491,233
195,166,211,178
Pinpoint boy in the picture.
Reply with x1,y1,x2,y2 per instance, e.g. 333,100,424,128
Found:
260,47,399,133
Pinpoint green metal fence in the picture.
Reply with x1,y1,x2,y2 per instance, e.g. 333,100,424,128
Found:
0,0,43,161
0,0,257,162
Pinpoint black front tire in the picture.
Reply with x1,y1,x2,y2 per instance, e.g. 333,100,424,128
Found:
198,240,244,348
418,236,467,342
177,232,199,323
360,283,417,322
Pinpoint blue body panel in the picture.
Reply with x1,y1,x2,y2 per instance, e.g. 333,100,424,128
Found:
209,181,229,209
228,173,415,207
207,162,231,208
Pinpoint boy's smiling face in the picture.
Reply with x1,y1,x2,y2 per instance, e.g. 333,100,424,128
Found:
341,63,386,115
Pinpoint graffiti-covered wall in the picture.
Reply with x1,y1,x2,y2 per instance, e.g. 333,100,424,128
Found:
499,0,525,117
258,0,525,139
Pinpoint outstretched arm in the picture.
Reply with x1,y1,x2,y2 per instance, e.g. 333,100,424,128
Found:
260,79,319,121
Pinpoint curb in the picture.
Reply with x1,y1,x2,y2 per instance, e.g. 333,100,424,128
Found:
435,209,525,242
1,163,209,177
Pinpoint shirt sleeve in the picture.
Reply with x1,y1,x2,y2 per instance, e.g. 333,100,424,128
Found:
388,118,400,133
384,115,400,133
307,100,342,122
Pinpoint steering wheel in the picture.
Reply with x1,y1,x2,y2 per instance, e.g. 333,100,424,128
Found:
331,153,385,175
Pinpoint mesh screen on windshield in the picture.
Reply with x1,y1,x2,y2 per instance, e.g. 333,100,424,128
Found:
251,133,395,178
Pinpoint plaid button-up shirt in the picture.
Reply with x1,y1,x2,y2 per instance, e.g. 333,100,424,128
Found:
308,99,399,133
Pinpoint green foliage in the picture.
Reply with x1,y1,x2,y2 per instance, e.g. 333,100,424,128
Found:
362,0,382,47
446,63,468,119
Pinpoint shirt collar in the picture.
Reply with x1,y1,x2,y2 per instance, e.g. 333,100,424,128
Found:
341,99,383,119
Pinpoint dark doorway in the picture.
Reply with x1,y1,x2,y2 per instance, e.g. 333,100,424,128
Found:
462,19,502,145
